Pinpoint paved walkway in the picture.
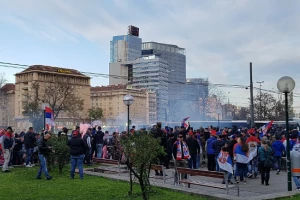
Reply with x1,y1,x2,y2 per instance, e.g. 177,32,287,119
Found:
83,165,300,200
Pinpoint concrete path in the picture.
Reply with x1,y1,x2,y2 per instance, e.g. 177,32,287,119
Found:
82,165,300,200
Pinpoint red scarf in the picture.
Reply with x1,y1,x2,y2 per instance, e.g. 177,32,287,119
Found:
5,132,12,138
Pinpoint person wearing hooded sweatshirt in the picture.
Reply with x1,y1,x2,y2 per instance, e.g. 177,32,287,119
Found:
67,130,86,179
272,135,285,174
206,133,217,171
1,127,15,173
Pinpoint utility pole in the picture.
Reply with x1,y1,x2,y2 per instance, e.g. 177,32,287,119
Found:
250,63,255,128
257,81,264,120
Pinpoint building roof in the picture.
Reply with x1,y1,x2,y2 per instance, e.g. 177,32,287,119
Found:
142,41,185,50
91,84,127,92
0,83,15,92
16,65,88,77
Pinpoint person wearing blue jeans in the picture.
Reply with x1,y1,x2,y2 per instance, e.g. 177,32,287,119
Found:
24,127,36,167
67,130,86,179
26,148,34,166
36,133,52,180
70,154,85,179
96,144,103,159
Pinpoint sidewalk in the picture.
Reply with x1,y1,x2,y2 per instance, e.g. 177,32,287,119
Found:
83,165,300,200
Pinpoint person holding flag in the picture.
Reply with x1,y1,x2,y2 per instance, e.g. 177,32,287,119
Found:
217,146,234,184
45,107,55,131
234,136,252,184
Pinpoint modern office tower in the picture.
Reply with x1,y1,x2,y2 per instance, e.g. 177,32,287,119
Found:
110,26,142,63
142,42,186,121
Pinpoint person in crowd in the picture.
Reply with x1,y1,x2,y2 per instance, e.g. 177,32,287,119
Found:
166,133,176,169
12,133,23,165
173,132,190,180
206,132,217,171
203,128,210,141
228,135,237,161
94,126,104,158
179,124,189,141
186,131,200,169
19,129,26,138
1,127,15,173
213,135,227,172
258,140,273,186
91,127,97,160
272,135,285,175
67,130,86,179
152,122,167,176
234,136,250,184
24,127,36,167
246,132,261,178
36,132,52,180
83,128,92,166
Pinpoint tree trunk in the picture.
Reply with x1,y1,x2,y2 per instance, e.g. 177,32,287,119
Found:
139,177,147,200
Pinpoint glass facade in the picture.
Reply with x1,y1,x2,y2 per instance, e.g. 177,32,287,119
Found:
142,42,186,121
110,35,142,63
131,55,168,122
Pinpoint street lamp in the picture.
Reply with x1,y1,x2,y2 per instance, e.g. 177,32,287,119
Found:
123,95,134,134
277,76,295,192
217,107,222,128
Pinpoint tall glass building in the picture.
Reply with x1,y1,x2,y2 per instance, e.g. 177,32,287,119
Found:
110,35,142,63
129,55,169,122
142,42,186,121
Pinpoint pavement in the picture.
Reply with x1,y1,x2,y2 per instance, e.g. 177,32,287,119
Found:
82,164,300,200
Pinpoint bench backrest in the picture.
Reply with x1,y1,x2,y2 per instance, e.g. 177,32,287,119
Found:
93,158,119,165
176,167,224,179
151,165,163,171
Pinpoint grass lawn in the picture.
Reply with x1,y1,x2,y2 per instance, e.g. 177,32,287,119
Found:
0,166,207,200
280,195,300,200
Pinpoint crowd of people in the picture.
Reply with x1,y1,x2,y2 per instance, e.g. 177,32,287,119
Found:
1,123,300,190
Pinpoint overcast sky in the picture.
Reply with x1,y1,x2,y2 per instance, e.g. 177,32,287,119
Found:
1,0,300,111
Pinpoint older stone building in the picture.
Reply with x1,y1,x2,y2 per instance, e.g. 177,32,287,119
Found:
0,84,15,128
14,65,90,130
90,85,156,127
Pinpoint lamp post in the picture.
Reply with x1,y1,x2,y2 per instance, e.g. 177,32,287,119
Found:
277,76,295,191
123,95,134,135
217,108,221,128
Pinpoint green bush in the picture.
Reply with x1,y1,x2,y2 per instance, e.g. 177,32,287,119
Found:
48,136,70,174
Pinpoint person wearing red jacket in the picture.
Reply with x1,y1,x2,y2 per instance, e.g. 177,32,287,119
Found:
246,133,261,145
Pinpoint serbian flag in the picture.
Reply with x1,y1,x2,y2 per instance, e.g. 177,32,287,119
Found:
217,150,233,174
260,120,273,138
234,144,253,164
45,107,55,128
181,117,190,128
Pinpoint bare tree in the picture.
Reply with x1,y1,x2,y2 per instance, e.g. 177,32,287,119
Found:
199,84,225,120
23,77,84,130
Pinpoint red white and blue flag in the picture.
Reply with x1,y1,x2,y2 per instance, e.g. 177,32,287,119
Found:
260,120,274,138
217,150,233,174
45,107,55,129
181,117,190,128
234,144,253,164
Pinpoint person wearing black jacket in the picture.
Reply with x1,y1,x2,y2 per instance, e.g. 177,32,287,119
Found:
94,127,104,158
186,132,200,169
152,122,167,176
24,127,36,167
12,133,23,165
67,130,86,179
36,133,52,180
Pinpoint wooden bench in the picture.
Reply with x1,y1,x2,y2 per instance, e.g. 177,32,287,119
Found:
176,167,239,196
93,158,127,175
149,165,167,184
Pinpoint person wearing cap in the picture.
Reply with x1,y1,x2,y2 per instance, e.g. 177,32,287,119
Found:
67,130,86,179
205,132,217,171
1,127,15,173
24,127,36,167
36,132,52,180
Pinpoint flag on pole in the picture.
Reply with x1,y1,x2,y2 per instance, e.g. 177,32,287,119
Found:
260,120,274,138
45,107,55,129
181,117,190,128
217,150,233,174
